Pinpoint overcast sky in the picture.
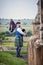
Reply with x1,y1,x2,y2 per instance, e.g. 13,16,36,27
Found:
0,0,38,19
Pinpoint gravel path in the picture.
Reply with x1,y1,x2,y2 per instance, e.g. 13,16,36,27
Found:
0,46,27,51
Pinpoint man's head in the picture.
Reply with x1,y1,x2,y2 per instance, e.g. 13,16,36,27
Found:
16,22,21,27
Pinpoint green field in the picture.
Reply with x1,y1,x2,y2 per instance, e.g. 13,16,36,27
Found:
0,25,33,34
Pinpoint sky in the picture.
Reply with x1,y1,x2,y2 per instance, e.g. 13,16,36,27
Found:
0,0,38,19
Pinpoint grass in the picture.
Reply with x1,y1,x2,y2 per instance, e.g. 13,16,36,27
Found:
2,42,28,47
0,51,27,65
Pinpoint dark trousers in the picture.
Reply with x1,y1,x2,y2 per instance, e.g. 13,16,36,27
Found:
16,47,21,57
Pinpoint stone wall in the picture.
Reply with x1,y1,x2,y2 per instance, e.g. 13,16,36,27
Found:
28,35,43,65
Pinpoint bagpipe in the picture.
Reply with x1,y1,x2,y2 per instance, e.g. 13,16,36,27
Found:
9,19,26,33
22,29,26,32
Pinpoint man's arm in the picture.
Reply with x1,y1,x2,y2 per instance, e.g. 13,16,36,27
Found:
17,28,26,35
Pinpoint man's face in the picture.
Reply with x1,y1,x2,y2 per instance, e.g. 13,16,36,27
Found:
18,23,21,27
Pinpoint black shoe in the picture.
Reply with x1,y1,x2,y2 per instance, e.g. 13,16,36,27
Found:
19,55,23,58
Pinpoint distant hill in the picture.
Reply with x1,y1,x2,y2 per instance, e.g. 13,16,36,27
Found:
0,18,34,25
